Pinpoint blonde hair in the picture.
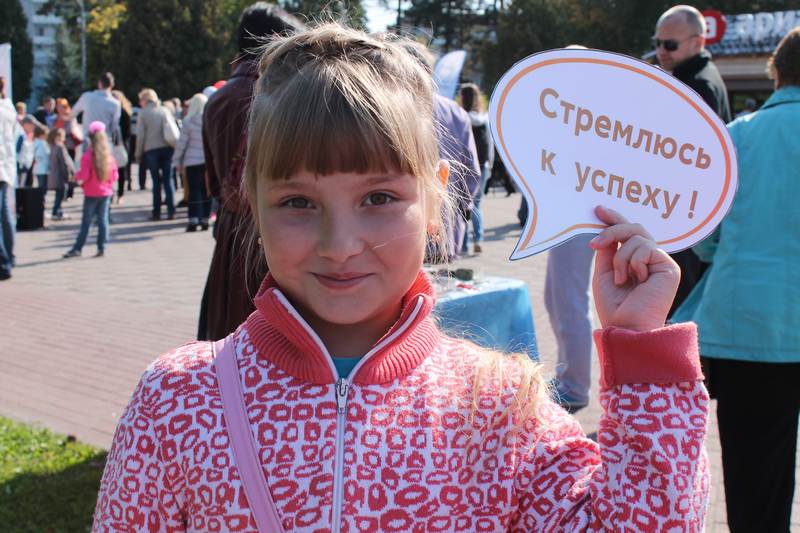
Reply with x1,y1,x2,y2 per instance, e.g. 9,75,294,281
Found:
244,23,548,429
245,24,448,240
112,90,132,116
138,88,159,104
185,93,207,120
90,129,111,182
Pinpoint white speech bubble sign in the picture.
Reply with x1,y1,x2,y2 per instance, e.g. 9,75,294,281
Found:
489,49,738,259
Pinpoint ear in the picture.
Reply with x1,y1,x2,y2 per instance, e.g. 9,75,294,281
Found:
437,159,450,188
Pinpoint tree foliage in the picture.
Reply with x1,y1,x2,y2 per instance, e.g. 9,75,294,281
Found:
480,0,798,90
0,0,34,101
104,0,252,100
281,0,367,28
402,0,489,51
41,27,83,102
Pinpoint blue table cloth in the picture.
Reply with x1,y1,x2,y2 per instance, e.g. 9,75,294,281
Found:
433,276,538,360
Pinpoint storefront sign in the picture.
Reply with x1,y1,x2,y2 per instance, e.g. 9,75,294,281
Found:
707,10,799,55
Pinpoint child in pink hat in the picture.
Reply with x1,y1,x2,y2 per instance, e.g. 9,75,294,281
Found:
63,121,118,258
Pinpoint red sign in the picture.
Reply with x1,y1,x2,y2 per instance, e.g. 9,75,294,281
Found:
703,10,727,45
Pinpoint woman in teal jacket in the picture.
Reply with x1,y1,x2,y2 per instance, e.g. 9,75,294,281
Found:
673,28,800,533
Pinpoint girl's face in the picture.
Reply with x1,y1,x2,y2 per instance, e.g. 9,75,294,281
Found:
257,171,430,336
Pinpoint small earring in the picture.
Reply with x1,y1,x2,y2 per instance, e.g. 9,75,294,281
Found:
257,237,262,246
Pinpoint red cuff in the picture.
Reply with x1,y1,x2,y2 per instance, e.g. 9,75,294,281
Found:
594,323,703,389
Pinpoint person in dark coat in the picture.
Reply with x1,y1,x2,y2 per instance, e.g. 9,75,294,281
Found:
653,4,732,317
198,2,304,341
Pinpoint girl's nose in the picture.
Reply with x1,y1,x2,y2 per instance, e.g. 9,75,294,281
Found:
317,212,366,263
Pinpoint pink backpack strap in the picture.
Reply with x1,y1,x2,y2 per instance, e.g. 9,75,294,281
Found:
212,337,284,533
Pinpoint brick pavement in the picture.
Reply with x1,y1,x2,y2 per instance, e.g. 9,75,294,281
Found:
2,181,798,530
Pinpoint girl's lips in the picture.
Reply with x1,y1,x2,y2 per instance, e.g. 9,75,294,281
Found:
313,273,372,290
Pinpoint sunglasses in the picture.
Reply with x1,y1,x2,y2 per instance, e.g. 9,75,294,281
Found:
652,35,699,51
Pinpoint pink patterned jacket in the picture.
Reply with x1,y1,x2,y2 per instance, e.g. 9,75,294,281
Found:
93,272,709,532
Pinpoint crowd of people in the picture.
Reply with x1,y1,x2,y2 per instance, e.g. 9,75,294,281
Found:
0,69,223,270
0,1,798,531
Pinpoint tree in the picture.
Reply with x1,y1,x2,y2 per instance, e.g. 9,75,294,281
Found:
401,0,487,51
0,0,34,101
281,0,367,29
481,0,798,91
106,0,252,100
41,27,83,102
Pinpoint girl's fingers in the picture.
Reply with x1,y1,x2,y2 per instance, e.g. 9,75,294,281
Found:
594,205,629,226
611,235,648,284
629,242,654,283
588,207,660,283
590,220,654,250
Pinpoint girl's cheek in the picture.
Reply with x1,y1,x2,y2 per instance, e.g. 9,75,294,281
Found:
362,206,426,246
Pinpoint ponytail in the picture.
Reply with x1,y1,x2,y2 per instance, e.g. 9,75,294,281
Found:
90,130,111,182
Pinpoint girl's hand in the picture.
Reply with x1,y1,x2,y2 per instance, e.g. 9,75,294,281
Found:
589,206,680,332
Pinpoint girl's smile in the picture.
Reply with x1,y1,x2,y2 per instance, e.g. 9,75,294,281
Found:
312,271,374,290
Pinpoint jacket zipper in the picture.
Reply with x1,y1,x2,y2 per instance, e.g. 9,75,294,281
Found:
274,292,425,532
331,377,350,530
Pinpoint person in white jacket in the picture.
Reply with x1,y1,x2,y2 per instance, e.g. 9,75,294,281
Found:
0,77,17,280
172,93,209,231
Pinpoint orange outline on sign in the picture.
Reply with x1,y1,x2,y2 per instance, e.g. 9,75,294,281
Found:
495,57,733,251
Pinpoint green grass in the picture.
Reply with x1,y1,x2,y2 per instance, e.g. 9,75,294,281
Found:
0,417,107,533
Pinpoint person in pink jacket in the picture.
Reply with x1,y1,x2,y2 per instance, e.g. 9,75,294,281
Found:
92,24,709,532
63,121,118,258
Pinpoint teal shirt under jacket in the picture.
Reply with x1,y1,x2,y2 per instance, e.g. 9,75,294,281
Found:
673,86,800,362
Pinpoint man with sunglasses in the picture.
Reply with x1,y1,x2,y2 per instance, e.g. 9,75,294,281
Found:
654,5,731,123
654,5,732,318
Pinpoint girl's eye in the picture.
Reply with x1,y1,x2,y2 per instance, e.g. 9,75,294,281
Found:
364,192,394,206
282,197,312,209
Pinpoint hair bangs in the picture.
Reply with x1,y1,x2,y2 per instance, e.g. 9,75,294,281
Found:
253,60,427,181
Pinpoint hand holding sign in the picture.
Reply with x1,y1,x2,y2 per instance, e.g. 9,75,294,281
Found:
489,48,738,259
590,206,680,331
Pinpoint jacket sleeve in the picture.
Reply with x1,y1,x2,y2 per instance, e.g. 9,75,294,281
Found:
92,372,186,532
64,147,75,177
510,323,709,532
172,119,190,168
74,151,91,184
136,112,146,161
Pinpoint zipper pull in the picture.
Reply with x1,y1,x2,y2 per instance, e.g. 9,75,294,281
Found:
335,378,349,415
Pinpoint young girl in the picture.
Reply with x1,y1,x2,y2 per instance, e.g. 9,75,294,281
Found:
93,25,709,532
63,121,117,258
32,124,50,191
47,128,74,221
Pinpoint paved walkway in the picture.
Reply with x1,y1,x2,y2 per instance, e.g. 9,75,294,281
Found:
2,182,797,531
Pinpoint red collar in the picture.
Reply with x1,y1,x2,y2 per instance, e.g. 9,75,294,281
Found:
244,271,440,385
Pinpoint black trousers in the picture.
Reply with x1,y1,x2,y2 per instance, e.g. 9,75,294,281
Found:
708,357,800,533
117,163,129,198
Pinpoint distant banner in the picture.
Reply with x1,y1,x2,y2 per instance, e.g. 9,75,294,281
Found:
0,44,11,101
434,50,467,100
